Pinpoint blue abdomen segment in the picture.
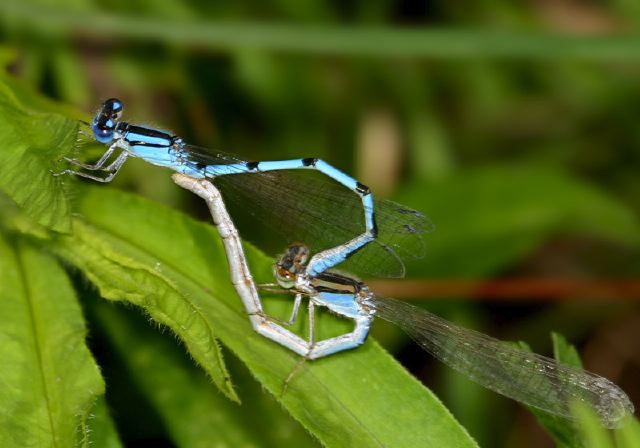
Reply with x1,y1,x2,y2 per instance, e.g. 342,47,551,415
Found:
315,292,364,319
306,233,373,278
314,160,358,191
203,159,315,176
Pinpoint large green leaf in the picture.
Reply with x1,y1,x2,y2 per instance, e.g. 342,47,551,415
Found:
52,185,477,448
0,235,104,447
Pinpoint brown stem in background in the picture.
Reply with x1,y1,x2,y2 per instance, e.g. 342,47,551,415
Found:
366,278,640,300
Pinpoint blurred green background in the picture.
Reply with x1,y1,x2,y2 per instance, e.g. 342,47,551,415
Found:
2,1,640,447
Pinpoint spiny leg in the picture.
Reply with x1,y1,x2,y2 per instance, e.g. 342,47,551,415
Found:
307,299,316,345
257,283,294,295
63,143,119,170
52,169,112,183
53,151,129,183
280,299,316,396
256,284,303,327
285,293,303,326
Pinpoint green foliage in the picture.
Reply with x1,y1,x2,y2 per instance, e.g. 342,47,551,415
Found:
514,334,640,448
399,166,640,277
0,78,478,447
4,3,640,60
50,184,477,447
2,2,640,445
2,74,636,447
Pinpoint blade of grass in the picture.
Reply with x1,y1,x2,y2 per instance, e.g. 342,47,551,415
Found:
4,3,640,60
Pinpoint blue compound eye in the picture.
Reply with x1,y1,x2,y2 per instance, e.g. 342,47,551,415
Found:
91,117,115,143
103,98,123,120
91,98,123,144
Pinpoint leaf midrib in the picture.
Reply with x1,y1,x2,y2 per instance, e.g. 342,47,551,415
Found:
15,243,58,447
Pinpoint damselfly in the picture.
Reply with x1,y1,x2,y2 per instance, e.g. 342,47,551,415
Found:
54,98,430,277
173,173,633,429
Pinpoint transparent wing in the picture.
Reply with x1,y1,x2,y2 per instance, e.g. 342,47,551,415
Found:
183,145,432,277
370,295,633,428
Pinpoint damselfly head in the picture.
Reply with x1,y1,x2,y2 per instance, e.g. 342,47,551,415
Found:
91,98,123,144
274,243,310,289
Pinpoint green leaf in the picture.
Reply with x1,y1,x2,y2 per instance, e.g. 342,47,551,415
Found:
53,185,478,448
0,234,104,447
0,78,76,233
398,164,640,277
91,298,318,448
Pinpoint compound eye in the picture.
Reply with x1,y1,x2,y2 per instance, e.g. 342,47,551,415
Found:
103,98,123,120
285,243,310,268
294,245,310,265
275,266,296,289
91,117,115,144
277,267,294,280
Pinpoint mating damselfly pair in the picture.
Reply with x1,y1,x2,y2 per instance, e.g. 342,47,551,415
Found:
54,98,634,428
